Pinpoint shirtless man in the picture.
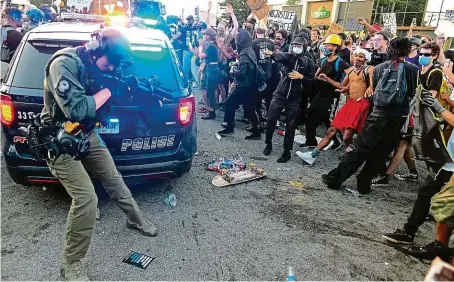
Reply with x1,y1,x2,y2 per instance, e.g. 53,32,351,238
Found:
297,48,374,165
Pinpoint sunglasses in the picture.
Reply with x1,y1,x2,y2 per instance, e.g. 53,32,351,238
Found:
418,53,433,57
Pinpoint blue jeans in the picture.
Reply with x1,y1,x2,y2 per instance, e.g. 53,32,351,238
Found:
206,65,219,109
183,50,194,82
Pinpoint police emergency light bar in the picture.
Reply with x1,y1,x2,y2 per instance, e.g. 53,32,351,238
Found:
58,12,157,27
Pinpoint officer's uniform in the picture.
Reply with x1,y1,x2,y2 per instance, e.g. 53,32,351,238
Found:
41,48,152,269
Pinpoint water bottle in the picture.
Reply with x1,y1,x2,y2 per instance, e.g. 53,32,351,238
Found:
286,266,296,281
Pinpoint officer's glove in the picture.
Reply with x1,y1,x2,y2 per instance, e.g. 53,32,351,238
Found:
422,94,446,114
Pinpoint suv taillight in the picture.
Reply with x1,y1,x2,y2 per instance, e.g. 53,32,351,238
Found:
1,94,15,127
178,96,195,126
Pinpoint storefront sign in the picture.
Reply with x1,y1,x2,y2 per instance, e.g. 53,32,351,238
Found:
311,6,330,19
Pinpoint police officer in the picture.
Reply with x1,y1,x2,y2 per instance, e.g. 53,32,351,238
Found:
40,29,158,280
263,36,316,163
21,8,44,34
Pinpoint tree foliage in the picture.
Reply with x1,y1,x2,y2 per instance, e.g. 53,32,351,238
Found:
219,0,252,25
285,0,301,5
371,0,426,27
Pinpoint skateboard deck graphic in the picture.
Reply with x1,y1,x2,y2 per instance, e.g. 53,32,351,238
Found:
212,170,267,187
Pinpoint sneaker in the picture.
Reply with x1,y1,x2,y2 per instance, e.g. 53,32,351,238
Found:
277,151,291,163
263,144,272,155
382,229,414,245
201,111,216,120
330,139,342,151
299,142,317,148
394,172,418,182
60,260,89,281
197,108,208,114
218,128,234,136
245,132,261,140
296,151,316,165
370,174,389,187
245,124,253,132
404,241,453,261
126,221,158,237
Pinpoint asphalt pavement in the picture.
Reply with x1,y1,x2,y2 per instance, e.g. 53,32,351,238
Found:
0,89,440,280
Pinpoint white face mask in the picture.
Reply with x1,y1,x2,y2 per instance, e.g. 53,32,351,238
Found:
293,47,303,54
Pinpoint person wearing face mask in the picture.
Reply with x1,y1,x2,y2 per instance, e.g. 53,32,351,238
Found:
262,37,316,162
267,23,280,40
369,29,392,66
405,37,422,69
302,34,350,149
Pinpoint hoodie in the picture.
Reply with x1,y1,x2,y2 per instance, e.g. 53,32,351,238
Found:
232,29,256,88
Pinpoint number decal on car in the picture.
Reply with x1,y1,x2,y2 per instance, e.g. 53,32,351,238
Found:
17,111,37,120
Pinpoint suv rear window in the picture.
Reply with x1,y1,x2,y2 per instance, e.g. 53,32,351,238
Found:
11,40,184,93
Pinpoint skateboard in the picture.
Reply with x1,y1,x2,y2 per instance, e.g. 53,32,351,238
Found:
212,168,266,187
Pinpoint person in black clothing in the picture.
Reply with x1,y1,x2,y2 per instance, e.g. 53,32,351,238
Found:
275,29,289,52
252,27,275,123
263,36,316,163
322,37,419,195
382,42,452,247
337,33,351,64
369,29,391,66
303,34,349,148
1,8,23,63
218,29,260,140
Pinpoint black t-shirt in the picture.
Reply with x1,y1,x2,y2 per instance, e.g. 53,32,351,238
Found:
205,42,219,64
252,38,275,81
178,25,199,50
370,50,387,66
2,25,23,63
420,65,443,93
317,56,349,96
338,47,351,65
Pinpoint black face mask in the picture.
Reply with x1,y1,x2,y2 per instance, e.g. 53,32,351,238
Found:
245,27,253,35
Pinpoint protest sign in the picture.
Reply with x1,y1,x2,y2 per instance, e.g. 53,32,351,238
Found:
266,10,296,32
247,0,269,20
434,20,454,38
445,10,454,22
67,0,92,10
323,22,344,39
382,13,397,34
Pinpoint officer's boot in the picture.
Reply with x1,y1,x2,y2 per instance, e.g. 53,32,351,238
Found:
60,260,89,281
126,221,158,237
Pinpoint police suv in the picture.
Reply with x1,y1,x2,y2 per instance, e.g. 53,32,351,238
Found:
1,14,197,186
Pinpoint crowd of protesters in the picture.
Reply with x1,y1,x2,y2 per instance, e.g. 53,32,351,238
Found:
171,3,454,264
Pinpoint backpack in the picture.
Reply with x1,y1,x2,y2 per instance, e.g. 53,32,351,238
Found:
1,26,15,61
373,61,408,107
246,53,267,92
320,56,346,83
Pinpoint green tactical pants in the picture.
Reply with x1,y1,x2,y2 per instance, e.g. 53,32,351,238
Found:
47,132,144,263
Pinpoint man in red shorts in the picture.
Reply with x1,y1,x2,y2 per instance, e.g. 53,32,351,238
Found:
297,48,374,165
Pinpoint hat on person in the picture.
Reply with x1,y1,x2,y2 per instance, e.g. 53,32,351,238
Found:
372,24,382,31
291,36,308,46
186,15,194,20
408,37,422,47
324,34,342,45
376,28,392,41
203,28,216,38
353,47,371,62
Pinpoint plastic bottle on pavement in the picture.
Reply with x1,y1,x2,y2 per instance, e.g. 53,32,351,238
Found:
286,266,296,281
164,193,177,206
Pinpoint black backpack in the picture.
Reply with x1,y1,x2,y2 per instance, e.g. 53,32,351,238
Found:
373,61,408,107
246,54,267,92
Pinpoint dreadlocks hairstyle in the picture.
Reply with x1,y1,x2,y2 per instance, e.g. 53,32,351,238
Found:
387,37,411,61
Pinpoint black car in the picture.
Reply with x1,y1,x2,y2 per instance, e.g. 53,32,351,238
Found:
1,18,197,186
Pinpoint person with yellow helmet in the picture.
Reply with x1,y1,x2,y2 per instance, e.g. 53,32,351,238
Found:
301,33,349,149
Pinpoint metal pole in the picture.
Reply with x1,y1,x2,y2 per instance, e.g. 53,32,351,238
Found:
342,0,350,26
402,0,409,26
379,6,384,25
98,0,101,15
438,0,444,26
373,0,380,24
